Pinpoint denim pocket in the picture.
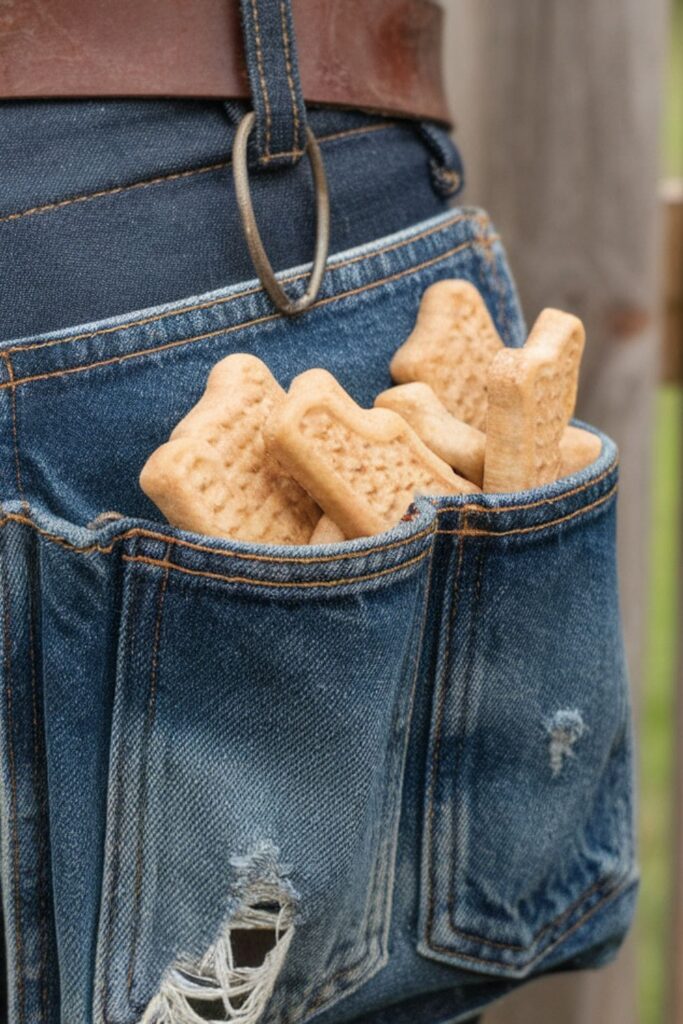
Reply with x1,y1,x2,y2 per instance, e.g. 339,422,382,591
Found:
92,510,436,1024
417,442,638,980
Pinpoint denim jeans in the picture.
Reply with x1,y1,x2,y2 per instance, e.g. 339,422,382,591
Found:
0,5,637,1024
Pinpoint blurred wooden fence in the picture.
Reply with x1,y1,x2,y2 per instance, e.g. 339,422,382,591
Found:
442,1,670,1021
666,182,683,1024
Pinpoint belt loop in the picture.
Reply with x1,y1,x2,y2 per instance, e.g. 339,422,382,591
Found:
239,0,308,169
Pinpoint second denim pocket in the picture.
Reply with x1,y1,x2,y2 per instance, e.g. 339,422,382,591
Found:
417,442,638,980
92,511,436,1024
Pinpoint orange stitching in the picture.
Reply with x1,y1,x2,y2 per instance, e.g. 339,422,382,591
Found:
1,353,26,503
5,209,473,354
0,512,434,564
436,460,617,516
250,0,272,160
121,548,431,588
0,468,612,565
1,234,497,389
0,123,396,234
436,484,618,538
0,162,228,226
279,0,302,156
139,522,436,564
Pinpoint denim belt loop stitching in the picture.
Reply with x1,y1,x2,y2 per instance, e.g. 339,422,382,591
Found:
238,0,308,169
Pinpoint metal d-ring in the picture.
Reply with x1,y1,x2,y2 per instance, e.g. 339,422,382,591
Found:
232,111,330,316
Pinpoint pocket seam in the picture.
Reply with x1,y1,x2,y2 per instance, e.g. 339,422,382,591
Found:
423,875,633,971
436,483,617,539
120,547,432,590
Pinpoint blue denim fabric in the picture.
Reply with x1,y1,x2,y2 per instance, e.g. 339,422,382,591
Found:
0,189,637,1024
238,0,308,167
0,103,463,342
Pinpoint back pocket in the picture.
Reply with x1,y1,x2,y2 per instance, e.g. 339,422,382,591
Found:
418,442,638,979
93,509,436,1024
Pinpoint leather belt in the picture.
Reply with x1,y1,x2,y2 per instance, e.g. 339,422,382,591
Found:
0,0,451,126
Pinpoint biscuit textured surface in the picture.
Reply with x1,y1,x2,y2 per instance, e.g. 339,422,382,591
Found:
389,279,503,430
559,426,602,478
267,369,478,539
375,382,486,486
483,310,586,493
140,354,320,543
309,515,346,545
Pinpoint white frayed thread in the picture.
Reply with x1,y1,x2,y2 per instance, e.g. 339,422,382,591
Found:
547,708,586,776
140,844,296,1024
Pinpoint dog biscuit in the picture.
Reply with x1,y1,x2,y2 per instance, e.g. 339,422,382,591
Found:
140,354,320,544
483,309,586,493
525,308,586,423
375,382,486,486
309,515,347,545
389,279,503,430
266,369,478,539
559,426,602,478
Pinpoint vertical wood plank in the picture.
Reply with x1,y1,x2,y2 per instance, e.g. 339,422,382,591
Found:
442,2,669,1022
664,187,683,1024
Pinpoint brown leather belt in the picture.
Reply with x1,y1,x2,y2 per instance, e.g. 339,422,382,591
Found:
0,0,451,126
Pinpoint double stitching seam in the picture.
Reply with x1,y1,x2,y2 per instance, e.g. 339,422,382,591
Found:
424,520,466,957
0,463,616,568
436,485,618,538
0,235,499,389
426,878,632,970
0,549,27,1023
0,513,434,562
447,543,486,934
0,123,396,230
1,353,26,504
26,544,50,1022
125,548,171,1000
278,0,303,159
249,0,273,162
121,548,431,589
4,208,475,355
99,576,140,1020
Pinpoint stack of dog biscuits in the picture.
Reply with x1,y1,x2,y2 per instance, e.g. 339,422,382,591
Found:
141,281,599,545
139,354,321,544
387,282,599,494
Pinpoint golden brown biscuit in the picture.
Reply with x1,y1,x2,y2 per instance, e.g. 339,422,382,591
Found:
389,279,503,430
266,369,478,539
375,382,486,486
559,426,602,478
309,515,346,544
483,310,586,493
140,354,320,543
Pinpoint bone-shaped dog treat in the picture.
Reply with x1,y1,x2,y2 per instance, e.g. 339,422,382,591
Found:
483,310,586,493
309,515,347,544
375,382,486,486
389,279,504,430
559,426,602,478
376,382,597,490
266,369,478,539
140,354,321,544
